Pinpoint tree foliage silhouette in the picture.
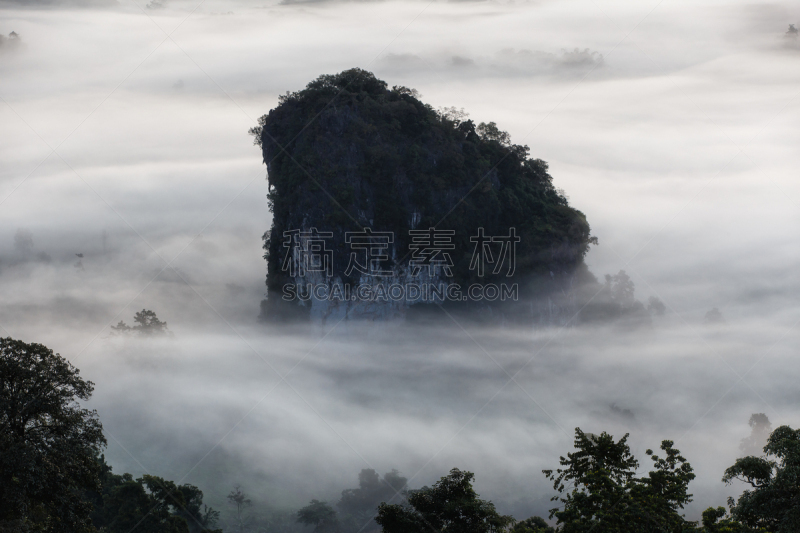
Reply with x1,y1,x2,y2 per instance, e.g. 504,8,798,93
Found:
376,468,513,533
112,309,169,336
0,337,105,531
543,429,695,532
724,425,800,531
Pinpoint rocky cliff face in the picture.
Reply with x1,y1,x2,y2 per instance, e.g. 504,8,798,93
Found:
251,69,597,323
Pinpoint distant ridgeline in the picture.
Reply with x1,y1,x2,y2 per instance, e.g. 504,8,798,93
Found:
251,68,603,323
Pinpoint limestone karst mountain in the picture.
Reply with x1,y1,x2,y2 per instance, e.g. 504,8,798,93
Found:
251,69,599,322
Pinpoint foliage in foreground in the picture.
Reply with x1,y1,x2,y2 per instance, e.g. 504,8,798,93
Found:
0,337,106,532
375,468,515,533
85,455,221,533
544,429,696,532
2,335,799,532
0,337,216,533
723,425,800,532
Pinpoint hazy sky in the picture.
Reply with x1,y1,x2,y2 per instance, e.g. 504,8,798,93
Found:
1,0,799,524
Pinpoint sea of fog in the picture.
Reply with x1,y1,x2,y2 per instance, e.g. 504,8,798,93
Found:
1,0,799,523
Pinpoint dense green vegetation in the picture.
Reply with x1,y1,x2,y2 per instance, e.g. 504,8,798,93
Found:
1,337,105,532
544,430,696,532
251,69,597,318
0,337,218,533
722,425,800,531
375,468,514,533
2,336,796,531
85,456,221,533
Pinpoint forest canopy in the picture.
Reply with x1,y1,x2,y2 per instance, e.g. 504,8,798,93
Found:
1,335,794,532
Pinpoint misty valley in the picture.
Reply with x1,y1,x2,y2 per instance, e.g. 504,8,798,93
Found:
2,2,799,532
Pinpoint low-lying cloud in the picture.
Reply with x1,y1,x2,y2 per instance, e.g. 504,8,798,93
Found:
0,0,798,526
382,48,605,79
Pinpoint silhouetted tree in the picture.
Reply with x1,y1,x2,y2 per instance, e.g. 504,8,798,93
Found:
437,106,469,126
511,516,554,533
296,469,408,533
391,85,420,99
228,486,253,533
0,337,106,532
176,484,221,533
85,455,221,533
112,309,169,336
297,500,340,533
697,506,751,532
580,270,650,324
375,468,513,533
724,425,800,531
544,428,695,532
476,121,511,145
338,469,407,532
